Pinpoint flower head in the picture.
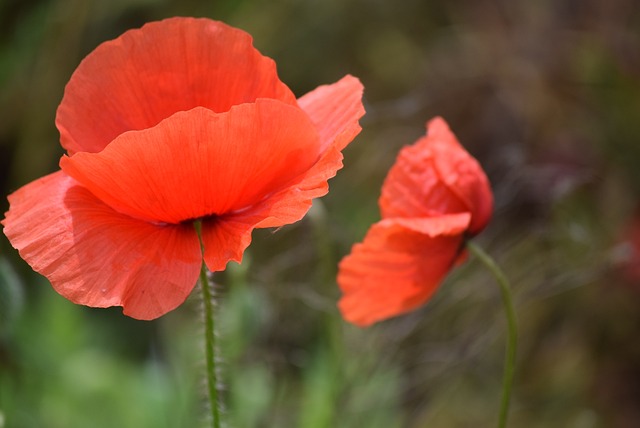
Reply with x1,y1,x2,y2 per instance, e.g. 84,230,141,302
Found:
337,117,492,326
2,17,364,320
615,212,640,287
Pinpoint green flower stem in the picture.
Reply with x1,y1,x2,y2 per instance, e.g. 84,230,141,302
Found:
466,241,517,428
195,221,221,428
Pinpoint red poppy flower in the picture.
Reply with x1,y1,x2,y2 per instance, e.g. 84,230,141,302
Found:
2,17,364,320
615,212,640,287
337,117,492,326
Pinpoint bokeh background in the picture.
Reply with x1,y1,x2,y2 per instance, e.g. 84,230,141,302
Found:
2,0,640,427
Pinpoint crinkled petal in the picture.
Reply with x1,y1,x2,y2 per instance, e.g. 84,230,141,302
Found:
220,75,365,229
198,76,364,271
200,146,345,271
61,101,321,225
201,215,255,272
2,171,202,320
379,117,493,234
201,143,356,271
379,142,468,219
298,75,364,152
337,213,471,327
56,17,297,155
426,117,493,233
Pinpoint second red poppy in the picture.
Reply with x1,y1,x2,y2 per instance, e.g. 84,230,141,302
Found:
337,117,493,327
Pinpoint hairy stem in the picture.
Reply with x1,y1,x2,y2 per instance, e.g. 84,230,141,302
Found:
195,221,221,428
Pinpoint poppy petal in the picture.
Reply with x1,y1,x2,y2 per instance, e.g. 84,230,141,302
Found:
379,117,493,234
198,147,335,269
379,141,468,219
219,76,365,229
56,17,297,155
202,129,367,270
298,75,365,152
426,117,493,233
201,215,255,272
60,101,321,225
2,171,202,320
200,145,345,271
337,213,471,327
257,145,346,227
199,76,364,272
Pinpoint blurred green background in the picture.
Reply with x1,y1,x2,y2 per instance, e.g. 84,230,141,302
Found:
2,0,640,427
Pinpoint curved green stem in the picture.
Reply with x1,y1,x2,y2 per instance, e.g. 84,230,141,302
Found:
466,241,517,428
195,221,221,428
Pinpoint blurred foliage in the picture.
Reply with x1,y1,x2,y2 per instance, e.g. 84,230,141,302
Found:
2,0,640,427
